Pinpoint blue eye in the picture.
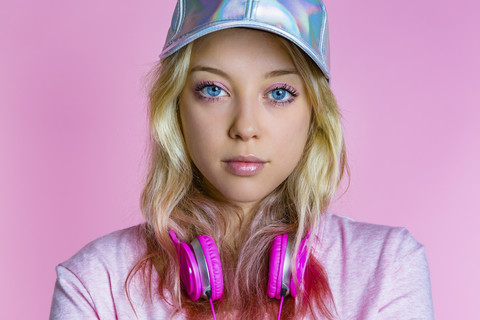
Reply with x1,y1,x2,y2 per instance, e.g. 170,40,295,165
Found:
201,85,226,97
265,84,298,105
269,88,290,101
267,88,294,102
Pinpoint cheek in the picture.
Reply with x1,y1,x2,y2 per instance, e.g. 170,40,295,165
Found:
184,129,220,166
180,99,201,161
179,101,222,166
273,111,311,159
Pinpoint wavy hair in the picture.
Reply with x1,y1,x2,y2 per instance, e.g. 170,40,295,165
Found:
127,33,347,319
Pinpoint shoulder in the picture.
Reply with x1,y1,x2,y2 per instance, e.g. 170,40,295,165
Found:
57,224,147,282
314,213,434,319
51,224,173,319
316,212,424,261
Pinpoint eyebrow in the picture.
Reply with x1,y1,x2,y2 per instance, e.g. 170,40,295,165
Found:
190,66,230,79
189,65,299,79
265,69,299,78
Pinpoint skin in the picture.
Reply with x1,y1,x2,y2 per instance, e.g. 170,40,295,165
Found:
179,28,311,218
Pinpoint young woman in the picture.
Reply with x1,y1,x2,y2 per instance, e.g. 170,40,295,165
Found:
50,1,434,319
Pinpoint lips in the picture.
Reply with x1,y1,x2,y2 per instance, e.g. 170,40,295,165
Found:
222,155,267,176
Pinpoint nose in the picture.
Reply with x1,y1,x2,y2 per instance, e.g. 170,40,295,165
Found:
228,98,261,141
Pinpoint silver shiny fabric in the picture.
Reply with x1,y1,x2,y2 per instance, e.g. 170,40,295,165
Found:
161,0,331,79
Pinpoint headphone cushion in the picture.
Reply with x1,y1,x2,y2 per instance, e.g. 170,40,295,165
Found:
197,235,224,300
168,231,202,301
267,234,288,299
290,236,308,297
178,242,203,300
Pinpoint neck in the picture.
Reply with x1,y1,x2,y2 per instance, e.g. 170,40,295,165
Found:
222,203,258,249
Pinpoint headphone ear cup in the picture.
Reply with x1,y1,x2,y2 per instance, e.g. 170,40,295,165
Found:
267,234,288,299
197,235,224,300
169,231,203,300
290,236,308,297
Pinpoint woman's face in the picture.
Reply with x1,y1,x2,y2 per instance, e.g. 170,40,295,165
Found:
179,28,311,212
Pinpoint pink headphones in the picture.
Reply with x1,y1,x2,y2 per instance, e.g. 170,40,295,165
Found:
168,230,309,302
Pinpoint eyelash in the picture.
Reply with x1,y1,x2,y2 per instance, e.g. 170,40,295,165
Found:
194,81,227,102
266,84,299,106
193,81,299,105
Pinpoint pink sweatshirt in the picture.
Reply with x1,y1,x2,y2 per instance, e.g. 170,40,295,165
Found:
50,213,434,319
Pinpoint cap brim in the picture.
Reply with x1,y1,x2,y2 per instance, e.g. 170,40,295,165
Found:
160,21,330,80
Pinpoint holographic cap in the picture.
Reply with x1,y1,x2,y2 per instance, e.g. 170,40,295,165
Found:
160,0,331,79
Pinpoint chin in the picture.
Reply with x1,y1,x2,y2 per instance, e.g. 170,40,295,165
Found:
218,187,273,206
202,173,284,207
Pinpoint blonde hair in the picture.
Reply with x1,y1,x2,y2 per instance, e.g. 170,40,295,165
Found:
127,32,347,319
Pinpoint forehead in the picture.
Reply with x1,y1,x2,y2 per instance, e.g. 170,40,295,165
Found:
189,28,296,70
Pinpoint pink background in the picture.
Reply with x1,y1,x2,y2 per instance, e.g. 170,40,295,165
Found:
1,0,479,318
